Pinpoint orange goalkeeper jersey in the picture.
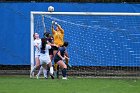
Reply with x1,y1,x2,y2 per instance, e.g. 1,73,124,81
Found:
52,25,64,46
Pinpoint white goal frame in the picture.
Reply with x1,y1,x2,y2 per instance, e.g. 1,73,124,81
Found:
30,11,140,73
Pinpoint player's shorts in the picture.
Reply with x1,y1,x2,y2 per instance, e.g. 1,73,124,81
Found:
52,46,58,50
39,58,51,65
54,57,62,63
49,48,53,55
39,55,51,65
40,59,51,65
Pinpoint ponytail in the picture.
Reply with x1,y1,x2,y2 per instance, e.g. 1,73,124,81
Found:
41,38,47,54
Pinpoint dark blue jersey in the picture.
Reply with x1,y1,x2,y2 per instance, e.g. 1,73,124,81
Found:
55,47,66,59
59,47,66,57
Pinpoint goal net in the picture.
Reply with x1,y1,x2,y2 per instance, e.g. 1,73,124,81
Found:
31,12,140,78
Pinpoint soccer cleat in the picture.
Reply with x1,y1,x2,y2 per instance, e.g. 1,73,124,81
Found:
36,75,39,79
30,72,34,78
44,77,48,79
30,74,32,78
62,77,67,80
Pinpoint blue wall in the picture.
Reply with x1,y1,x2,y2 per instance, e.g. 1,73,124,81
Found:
0,3,140,66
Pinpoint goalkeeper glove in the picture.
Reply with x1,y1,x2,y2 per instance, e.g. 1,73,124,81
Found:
52,21,55,25
54,22,58,25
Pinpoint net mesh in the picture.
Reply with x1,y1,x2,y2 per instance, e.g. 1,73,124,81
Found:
33,13,140,78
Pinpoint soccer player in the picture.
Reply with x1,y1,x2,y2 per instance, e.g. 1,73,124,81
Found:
51,21,64,78
30,33,41,77
39,38,54,79
43,32,56,77
54,42,69,79
51,21,64,54
44,32,55,61
30,33,47,78
51,21,70,78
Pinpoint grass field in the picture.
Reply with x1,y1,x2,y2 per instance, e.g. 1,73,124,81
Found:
0,75,140,93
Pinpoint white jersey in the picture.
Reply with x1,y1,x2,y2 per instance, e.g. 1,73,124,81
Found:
34,39,41,57
39,45,51,65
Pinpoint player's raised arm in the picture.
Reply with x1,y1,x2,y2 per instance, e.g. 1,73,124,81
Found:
55,22,64,34
42,15,47,33
51,21,56,35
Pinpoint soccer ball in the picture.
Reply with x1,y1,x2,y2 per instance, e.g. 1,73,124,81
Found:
48,6,54,12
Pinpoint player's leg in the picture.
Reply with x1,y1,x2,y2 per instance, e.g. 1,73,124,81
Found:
57,60,67,79
54,62,59,78
41,63,48,79
43,67,48,79
56,65,60,79
53,49,58,71
53,46,59,78
30,56,40,77
36,66,43,79
47,62,54,79
48,49,54,77
36,66,48,79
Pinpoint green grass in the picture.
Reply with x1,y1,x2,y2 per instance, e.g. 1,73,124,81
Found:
0,76,140,93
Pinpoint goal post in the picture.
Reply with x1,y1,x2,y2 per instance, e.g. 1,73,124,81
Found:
30,11,140,78
30,12,34,75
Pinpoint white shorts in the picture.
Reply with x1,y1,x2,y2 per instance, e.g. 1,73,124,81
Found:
39,55,51,65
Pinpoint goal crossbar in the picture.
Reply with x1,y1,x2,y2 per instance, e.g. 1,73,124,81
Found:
31,11,140,16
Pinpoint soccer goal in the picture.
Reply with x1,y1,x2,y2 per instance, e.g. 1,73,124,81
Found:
30,11,140,78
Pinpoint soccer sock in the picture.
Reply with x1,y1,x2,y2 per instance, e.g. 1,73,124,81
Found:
57,66,60,78
50,66,54,75
65,58,69,65
54,63,58,78
43,68,47,78
31,65,37,74
54,63,58,71
37,66,43,76
62,68,67,77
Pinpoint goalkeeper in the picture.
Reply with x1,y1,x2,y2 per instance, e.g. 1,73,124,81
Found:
51,21,69,78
